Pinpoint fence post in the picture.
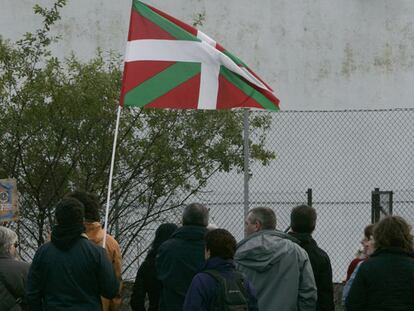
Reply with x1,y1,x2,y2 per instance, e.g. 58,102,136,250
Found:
371,188,380,224
307,188,313,207
243,110,250,238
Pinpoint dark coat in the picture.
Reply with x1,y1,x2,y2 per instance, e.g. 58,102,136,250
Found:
289,232,335,311
0,255,30,311
156,225,207,311
26,234,119,311
183,256,259,311
130,256,160,311
346,247,414,311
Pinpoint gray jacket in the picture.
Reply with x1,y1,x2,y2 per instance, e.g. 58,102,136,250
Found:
235,230,317,311
0,255,30,311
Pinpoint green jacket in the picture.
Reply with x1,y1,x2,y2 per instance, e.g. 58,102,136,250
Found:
235,230,317,311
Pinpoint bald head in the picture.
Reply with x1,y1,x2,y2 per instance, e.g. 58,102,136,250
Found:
182,203,209,227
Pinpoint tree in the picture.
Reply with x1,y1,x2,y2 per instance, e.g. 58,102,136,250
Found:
0,0,274,274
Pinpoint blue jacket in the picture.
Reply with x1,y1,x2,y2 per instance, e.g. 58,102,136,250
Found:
183,257,259,311
27,232,119,311
156,225,207,311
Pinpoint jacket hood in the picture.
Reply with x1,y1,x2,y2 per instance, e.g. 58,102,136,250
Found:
84,222,105,245
171,225,207,241
235,230,299,272
51,223,85,250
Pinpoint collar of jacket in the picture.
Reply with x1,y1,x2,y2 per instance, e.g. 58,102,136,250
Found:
371,247,414,258
238,229,299,247
171,225,207,241
288,232,317,246
84,222,105,244
203,256,235,272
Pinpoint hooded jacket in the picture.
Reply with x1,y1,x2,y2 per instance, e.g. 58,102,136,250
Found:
26,224,119,311
235,230,317,311
85,222,123,311
156,225,207,311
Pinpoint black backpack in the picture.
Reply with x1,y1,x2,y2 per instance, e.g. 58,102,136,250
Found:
204,270,249,311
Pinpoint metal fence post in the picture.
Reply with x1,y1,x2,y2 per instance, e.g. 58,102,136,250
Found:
307,188,313,207
371,188,380,224
243,110,250,237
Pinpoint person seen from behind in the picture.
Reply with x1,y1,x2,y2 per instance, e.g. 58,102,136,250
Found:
66,190,123,311
289,205,334,311
130,223,178,311
26,197,119,311
156,203,209,311
346,216,414,311
183,228,259,311
0,226,30,311
235,207,317,311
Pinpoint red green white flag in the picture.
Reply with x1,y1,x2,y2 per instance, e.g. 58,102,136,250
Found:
120,0,280,111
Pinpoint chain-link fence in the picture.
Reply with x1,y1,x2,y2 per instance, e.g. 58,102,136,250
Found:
189,108,414,283
7,108,414,285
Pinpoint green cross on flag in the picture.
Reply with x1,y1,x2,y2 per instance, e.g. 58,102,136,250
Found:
120,0,280,111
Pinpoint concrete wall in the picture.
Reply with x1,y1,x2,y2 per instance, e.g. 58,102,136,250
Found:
2,0,414,110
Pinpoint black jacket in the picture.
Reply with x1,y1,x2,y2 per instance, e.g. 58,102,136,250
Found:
156,225,207,311
0,255,30,311
130,256,160,311
346,247,414,311
27,230,119,311
289,232,334,311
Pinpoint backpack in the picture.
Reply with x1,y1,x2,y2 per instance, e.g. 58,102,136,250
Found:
204,270,249,311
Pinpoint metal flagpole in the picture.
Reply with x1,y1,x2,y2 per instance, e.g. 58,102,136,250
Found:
103,105,123,248
243,109,250,238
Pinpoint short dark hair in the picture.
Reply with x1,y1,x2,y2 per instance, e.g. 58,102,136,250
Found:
248,207,276,230
290,205,317,233
205,229,237,259
374,216,414,252
55,197,84,225
182,203,209,227
66,191,100,222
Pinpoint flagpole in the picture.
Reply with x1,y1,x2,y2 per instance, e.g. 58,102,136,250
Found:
103,105,123,248
243,109,250,237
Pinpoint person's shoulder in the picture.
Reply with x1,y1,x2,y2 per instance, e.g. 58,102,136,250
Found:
1,257,30,272
79,236,108,254
104,234,121,252
105,233,120,245
14,258,31,271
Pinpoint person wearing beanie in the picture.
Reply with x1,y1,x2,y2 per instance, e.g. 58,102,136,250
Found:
66,190,123,311
26,197,119,311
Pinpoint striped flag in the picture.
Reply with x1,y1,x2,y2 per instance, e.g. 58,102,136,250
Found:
120,0,280,111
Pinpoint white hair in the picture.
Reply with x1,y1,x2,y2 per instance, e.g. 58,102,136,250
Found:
0,226,18,255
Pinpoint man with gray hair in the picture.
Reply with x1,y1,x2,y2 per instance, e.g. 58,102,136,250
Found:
156,203,209,311
235,207,317,311
0,226,30,311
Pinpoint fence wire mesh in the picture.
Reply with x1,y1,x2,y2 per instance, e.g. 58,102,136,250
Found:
190,108,414,283
8,108,414,284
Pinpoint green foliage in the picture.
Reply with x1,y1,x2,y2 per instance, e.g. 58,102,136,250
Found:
0,1,275,268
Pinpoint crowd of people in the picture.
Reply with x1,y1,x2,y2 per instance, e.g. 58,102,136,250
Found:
1,192,414,311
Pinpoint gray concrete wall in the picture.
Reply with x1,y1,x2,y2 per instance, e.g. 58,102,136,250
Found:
2,0,414,110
